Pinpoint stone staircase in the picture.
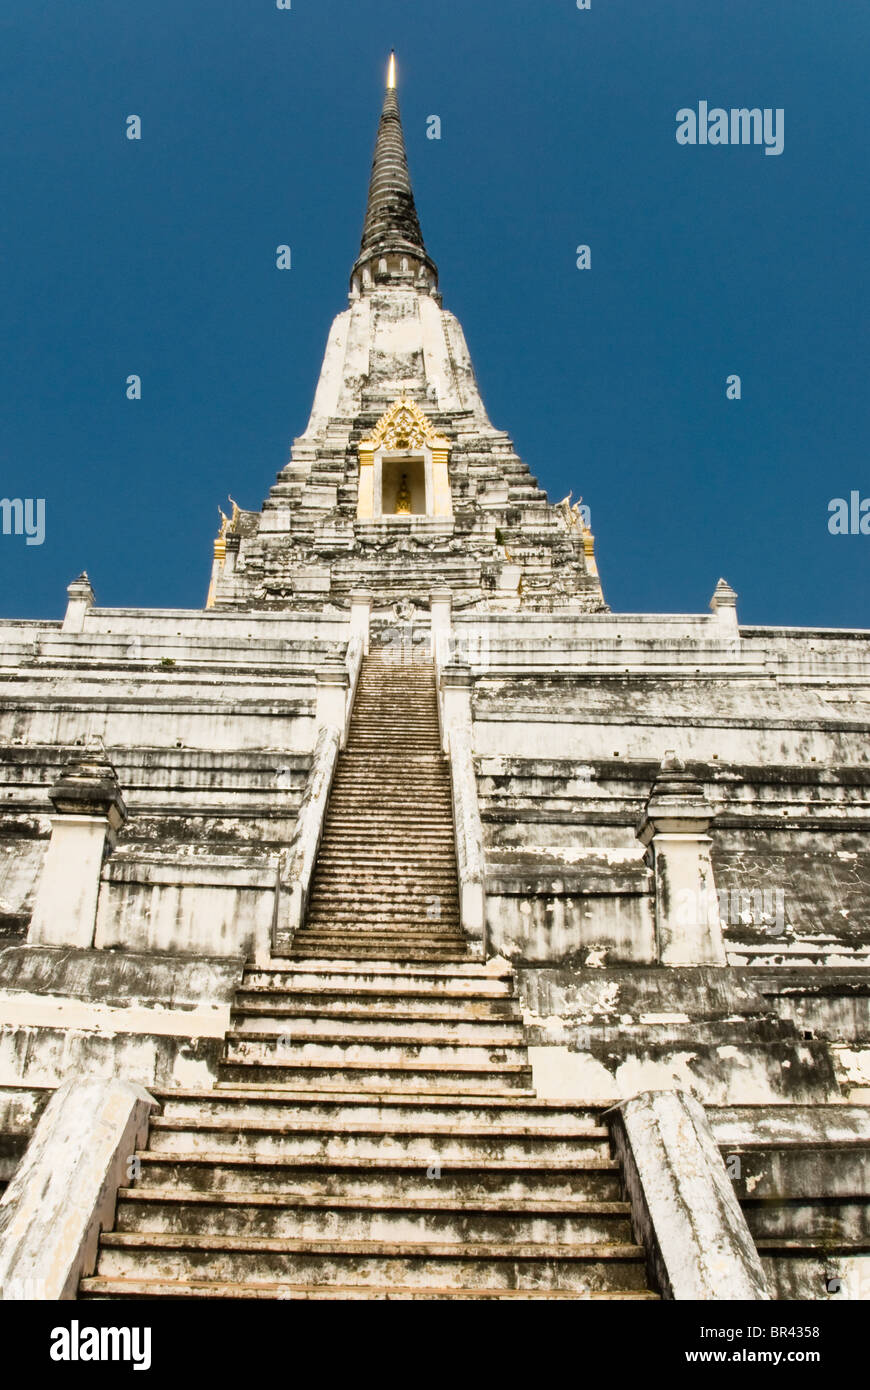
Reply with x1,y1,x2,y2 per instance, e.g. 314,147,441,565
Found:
78,643,659,1300
293,645,467,961
80,955,659,1299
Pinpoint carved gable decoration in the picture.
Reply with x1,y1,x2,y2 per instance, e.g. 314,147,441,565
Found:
361,396,450,453
357,396,453,520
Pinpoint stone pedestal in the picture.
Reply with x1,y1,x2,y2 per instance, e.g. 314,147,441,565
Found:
349,591,373,654
429,587,452,667
439,662,472,753
223,531,241,576
28,749,128,950
709,577,739,636
636,752,725,966
315,662,351,744
61,573,94,634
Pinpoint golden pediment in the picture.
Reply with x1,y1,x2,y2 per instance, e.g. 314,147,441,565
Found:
361,396,450,452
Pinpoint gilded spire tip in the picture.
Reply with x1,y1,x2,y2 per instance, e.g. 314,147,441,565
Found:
387,51,396,90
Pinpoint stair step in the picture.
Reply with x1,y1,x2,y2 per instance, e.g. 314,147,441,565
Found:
74,646,658,1304
250,958,513,978
329,792,446,797
146,1117,610,1163
348,727,442,735
314,836,455,845
231,998,519,1021
311,860,456,868
307,885,460,896
321,820,453,827
284,956,473,967
93,1231,650,1292
331,765,448,772
307,884,459,892
314,846,456,855
309,850,458,861
313,841,456,851
295,927,465,934
321,831,453,840
286,948,471,961
228,1015,524,1041
343,745,443,752
288,933,467,943
345,733,443,739
127,1152,624,1204
289,937,468,948
311,893,458,901
291,926,465,935
297,911,461,922
330,776,445,783
328,787,449,794
222,1036,531,1067
312,842,456,852
149,1115,608,1142
303,907,461,919
298,932,464,942
309,879,459,888
288,936,468,945
113,1191,632,1243
81,1277,658,1301
311,859,458,868
313,853,455,860
153,1090,606,1129
309,871,457,882
217,1062,533,1092
318,817,453,828
118,1188,627,1216
343,746,444,751
327,772,446,781
325,801,451,809
237,982,512,1002
304,909,461,918
318,825,454,833
303,903,461,912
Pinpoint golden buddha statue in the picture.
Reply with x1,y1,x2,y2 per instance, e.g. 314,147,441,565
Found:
395,473,412,514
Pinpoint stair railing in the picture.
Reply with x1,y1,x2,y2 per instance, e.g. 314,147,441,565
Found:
344,635,364,732
436,657,487,959
271,638,364,959
448,722,487,958
272,724,341,958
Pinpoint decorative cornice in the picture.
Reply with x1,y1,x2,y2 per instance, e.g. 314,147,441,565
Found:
360,396,450,454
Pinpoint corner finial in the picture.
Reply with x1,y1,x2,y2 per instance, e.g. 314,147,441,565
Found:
709,577,739,635
387,51,396,89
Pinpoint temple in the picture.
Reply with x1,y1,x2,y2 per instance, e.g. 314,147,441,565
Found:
204,61,603,616
0,57,868,1304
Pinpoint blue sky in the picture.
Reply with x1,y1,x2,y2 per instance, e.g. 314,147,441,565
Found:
0,0,867,625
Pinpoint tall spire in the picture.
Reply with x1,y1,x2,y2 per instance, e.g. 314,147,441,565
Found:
351,54,438,293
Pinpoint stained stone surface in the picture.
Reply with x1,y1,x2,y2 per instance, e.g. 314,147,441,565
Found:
0,67,867,1301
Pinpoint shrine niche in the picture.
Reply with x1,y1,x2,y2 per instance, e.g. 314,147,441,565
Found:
356,395,452,519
